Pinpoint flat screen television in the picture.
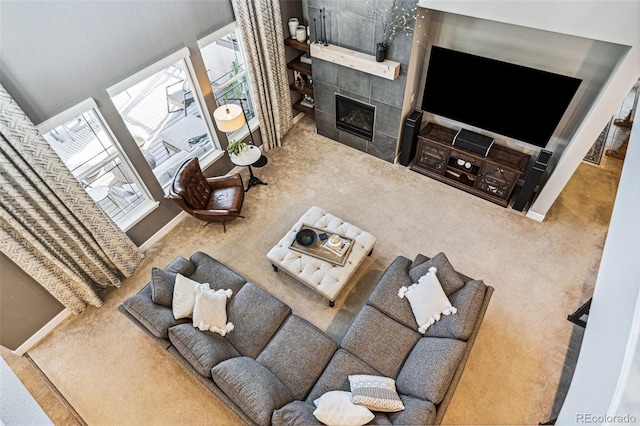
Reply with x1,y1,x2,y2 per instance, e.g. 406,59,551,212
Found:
421,46,582,148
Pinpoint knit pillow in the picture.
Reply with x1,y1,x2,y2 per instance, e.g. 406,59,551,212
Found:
399,266,457,333
349,375,405,413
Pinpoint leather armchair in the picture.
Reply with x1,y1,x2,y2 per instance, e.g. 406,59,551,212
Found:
167,158,244,232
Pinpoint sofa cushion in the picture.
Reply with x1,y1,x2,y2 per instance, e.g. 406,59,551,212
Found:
212,356,294,426
366,256,417,330
168,323,240,377
150,256,196,306
313,391,374,426
408,252,464,296
341,306,420,379
387,394,436,425
307,349,380,403
426,279,487,340
396,337,467,404
272,401,321,426
188,251,246,294
225,283,291,358
257,315,337,400
121,284,189,338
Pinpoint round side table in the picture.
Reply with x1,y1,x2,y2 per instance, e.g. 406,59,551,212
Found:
229,145,267,192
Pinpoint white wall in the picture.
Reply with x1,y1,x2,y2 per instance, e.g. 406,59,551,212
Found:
419,0,640,421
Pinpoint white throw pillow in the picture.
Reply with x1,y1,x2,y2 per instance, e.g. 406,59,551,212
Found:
398,266,457,333
313,391,374,426
192,287,234,336
172,274,209,320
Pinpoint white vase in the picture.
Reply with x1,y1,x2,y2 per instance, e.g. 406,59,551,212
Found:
288,18,299,38
295,26,307,43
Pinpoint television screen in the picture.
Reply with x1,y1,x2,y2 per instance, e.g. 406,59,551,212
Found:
421,46,582,148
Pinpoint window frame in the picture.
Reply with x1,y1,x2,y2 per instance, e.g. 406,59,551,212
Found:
37,98,159,231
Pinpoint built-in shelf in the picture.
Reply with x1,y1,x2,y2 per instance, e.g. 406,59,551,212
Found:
293,99,315,116
310,43,400,80
286,57,312,76
284,37,310,53
290,82,313,97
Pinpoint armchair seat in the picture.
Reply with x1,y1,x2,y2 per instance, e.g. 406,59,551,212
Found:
167,158,244,232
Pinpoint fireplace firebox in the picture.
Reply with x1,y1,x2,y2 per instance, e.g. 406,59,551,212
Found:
335,94,376,141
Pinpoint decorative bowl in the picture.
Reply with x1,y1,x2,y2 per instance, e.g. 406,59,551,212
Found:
296,229,317,246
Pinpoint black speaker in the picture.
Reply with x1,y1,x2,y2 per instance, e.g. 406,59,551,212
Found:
512,149,552,212
398,110,423,166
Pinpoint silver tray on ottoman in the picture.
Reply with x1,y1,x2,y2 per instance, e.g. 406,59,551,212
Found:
289,224,354,266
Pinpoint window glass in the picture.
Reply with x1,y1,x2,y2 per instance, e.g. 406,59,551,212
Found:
38,101,156,231
109,53,219,191
200,25,258,140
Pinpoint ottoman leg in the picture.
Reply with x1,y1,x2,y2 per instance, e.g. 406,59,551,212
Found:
368,247,374,256
329,300,335,307
271,264,279,272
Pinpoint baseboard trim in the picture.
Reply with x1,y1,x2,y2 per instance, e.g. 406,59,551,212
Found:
526,210,546,222
293,112,306,124
138,211,189,252
13,308,73,356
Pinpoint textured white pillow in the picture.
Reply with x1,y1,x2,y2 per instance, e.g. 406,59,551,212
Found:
313,391,374,426
172,274,209,320
192,287,234,336
349,374,405,412
398,266,457,333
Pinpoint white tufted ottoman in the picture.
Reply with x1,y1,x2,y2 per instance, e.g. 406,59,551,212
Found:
266,206,376,306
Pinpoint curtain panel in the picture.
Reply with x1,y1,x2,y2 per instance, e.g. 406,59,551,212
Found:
0,84,144,314
232,0,293,150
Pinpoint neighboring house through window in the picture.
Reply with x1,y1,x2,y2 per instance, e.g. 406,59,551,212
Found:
37,99,158,231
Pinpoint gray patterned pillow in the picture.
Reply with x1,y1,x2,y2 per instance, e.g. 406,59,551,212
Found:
349,375,405,413
150,268,178,307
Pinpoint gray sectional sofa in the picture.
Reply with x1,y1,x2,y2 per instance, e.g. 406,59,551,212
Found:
119,251,493,425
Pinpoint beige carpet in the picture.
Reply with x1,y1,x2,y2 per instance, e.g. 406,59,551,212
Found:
27,116,622,425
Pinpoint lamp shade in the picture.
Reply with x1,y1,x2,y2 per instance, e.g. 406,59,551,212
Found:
214,103,245,133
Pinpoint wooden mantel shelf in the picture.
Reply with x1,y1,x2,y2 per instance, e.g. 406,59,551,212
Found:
310,43,400,81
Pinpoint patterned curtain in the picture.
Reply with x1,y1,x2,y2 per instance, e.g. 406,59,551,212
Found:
0,84,144,314
232,0,293,150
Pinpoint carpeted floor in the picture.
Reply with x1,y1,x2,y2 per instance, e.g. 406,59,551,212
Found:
26,116,622,425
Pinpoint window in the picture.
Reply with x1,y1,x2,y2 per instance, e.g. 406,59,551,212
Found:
37,99,157,231
107,48,222,192
198,22,259,142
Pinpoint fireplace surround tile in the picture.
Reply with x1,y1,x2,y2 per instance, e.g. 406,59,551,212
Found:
338,89,369,105
369,100,402,139
314,81,338,116
337,12,375,55
316,110,339,141
338,130,367,153
338,66,371,98
370,132,398,163
370,73,407,109
313,59,340,87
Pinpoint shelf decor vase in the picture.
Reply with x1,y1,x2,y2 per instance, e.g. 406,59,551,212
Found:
375,43,387,62
296,26,307,43
288,18,299,38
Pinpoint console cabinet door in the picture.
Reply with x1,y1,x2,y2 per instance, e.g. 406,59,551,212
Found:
416,139,449,174
475,164,518,199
